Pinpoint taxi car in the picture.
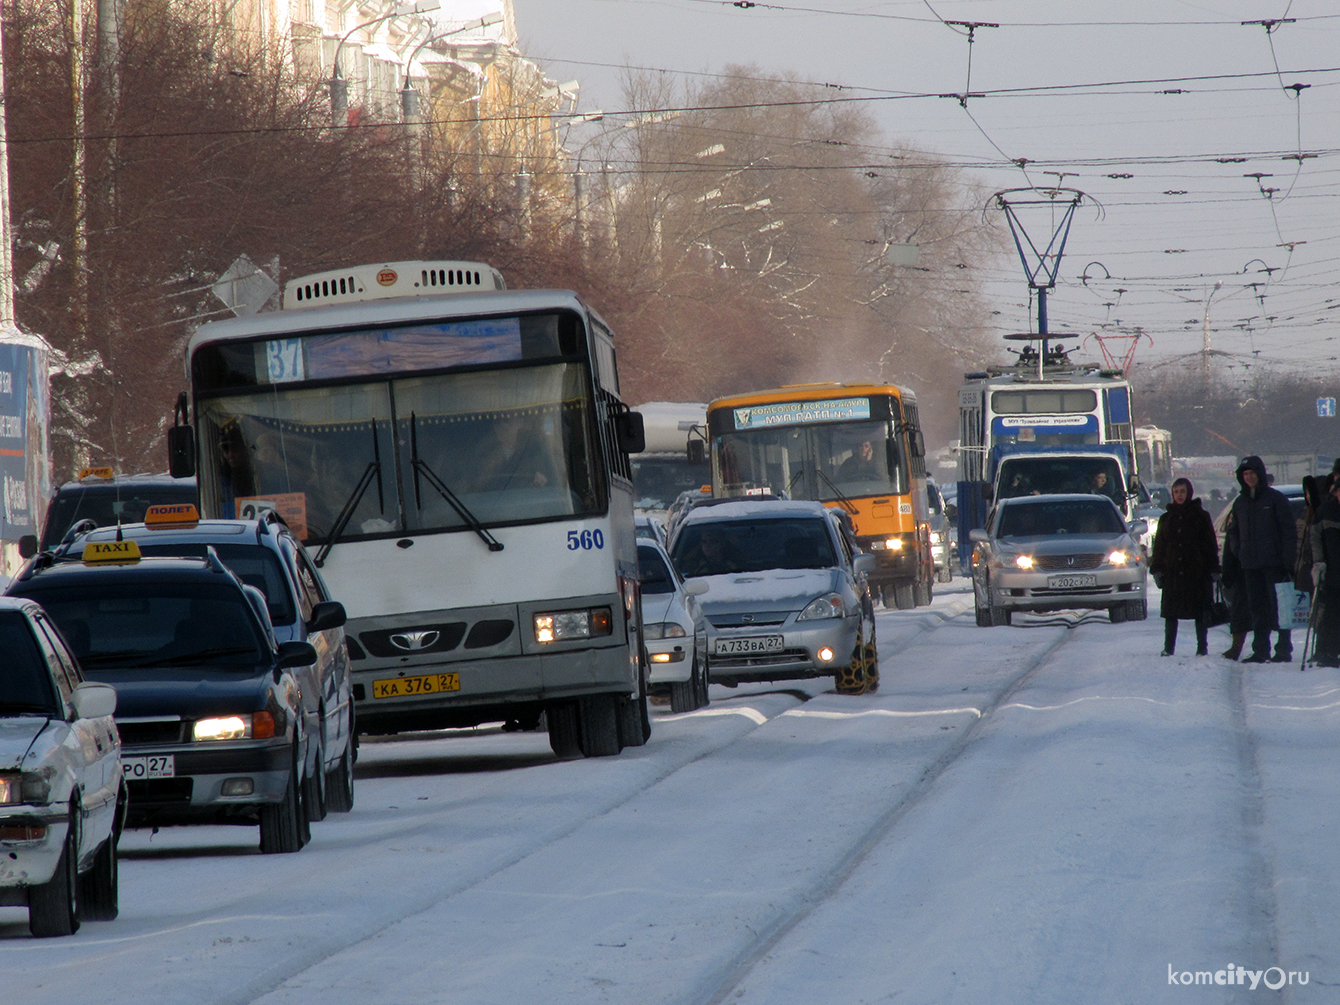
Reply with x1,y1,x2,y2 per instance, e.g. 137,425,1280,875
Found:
79,506,354,818
637,540,709,713
667,500,878,694
7,540,319,854
0,597,123,936
969,494,1148,626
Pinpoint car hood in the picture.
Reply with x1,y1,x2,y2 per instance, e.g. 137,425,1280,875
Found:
693,568,843,614
996,533,1134,555
107,674,272,719
0,718,52,771
639,592,678,625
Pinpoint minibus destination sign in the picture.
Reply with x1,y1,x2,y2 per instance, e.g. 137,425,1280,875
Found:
733,398,871,429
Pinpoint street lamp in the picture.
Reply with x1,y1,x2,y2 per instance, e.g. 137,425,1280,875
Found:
399,12,504,121
330,0,441,128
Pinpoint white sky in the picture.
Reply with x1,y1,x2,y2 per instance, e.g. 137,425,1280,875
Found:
511,1,1340,381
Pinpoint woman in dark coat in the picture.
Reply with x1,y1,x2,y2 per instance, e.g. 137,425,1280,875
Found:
1150,477,1221,656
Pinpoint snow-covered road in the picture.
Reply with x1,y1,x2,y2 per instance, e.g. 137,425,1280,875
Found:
4,582,1335,1002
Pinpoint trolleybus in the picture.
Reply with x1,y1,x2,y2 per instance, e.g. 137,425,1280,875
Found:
706,383,933,609
1134,424,1173,487
169,261,649,759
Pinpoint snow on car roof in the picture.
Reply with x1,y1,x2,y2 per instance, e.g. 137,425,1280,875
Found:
679,499,833,524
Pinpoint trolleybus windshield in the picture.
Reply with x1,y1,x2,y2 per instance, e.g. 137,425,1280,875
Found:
191,313,606,543
717,419,908,501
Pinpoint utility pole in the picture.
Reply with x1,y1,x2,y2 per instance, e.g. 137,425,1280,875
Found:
67,0,88,347
0,9,14,330
1202,280,1223,386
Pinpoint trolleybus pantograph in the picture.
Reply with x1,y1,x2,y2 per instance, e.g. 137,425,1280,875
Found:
168,260,649,759
706,383,933,610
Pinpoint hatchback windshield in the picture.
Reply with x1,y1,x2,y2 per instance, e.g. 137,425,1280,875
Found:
0,613,60,715
671,517,836,577
637,544,677,595
996,499,1127,538
22,582,267,674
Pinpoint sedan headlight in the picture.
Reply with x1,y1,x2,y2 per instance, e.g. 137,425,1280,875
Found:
1108,550,1132,566
0,773,19,805
534,607,614,643
192,712,276,741
797,594,844,621
644,622,687,640
1014,554,1034,570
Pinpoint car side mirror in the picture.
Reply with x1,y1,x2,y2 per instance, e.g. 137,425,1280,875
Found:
306,600,347,633
683,579,709,597
969,528,989,544
18,534,38,559
168,392,196,478
944,503,957,521
71,682,117,719
852,554,877,576
277,640,318,669
616,410,646,454
1128,519,1149,536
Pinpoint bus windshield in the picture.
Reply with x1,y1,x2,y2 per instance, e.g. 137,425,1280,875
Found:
196,362,605,542
717,420,907,501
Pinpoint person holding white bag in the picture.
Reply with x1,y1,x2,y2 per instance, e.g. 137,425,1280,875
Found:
1227,455,1297,663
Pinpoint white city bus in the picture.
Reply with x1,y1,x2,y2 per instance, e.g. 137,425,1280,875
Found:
171,261,648,758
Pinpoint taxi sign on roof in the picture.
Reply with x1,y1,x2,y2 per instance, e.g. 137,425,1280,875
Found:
145,503,200,527
78,466,116,480
82,540,142,564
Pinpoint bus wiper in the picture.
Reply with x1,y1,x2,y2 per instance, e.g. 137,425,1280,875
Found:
410,413,504,552
817,470,859,513
313,426,386,569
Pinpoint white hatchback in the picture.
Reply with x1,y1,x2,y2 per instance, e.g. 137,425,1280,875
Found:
637,541,709,713
0,597,124,936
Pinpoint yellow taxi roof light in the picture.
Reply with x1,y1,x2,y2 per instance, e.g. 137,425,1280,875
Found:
145,503,200,528
78,466,116,480
81,540,142,565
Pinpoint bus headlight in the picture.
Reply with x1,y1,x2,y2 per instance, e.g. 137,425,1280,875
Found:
534,607,614,643
929,531,942,544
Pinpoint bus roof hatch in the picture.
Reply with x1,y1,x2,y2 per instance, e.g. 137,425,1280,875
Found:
283,260,506,310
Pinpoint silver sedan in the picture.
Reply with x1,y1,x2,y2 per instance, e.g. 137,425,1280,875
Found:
969,494,1149,626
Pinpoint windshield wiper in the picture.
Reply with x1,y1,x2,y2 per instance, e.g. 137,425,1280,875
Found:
80,649,159,664
313,426,386,568
410,413,504,552
134,647,260,668
816,470,859,514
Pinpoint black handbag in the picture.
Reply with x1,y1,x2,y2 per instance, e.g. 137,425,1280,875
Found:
1204,579,1231,628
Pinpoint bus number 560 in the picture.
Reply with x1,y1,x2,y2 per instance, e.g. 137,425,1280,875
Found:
566,529,605,550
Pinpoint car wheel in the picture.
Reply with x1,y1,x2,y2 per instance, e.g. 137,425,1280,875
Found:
1126,599,1148,621
78,831,119,922
1108,604,1128,624
325,726,356,814
29,806,80,937
975,602,991,627
547,701,583,760
669,676,696,714
936,566,953,584
259,754,305,854
989,603,1012,627
616,648,651,747
578,694,621,757
302,726,328,823
862,627,880,693
835,626,869,695
693,650,711,709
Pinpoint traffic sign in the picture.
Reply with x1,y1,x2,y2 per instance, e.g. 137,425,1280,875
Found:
1319,397,1336,418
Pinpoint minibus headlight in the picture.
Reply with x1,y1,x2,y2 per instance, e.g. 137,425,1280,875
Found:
534,607,614,643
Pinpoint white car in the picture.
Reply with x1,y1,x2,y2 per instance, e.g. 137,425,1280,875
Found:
0,597,124,936
637,541,709,713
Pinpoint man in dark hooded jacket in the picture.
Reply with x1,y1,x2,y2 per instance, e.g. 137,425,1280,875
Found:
1227,455,1297,662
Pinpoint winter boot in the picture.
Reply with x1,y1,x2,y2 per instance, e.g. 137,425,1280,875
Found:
1221,632,1245,660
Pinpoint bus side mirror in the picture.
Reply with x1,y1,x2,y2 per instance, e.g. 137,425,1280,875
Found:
980,482,994,504
616,410,646,454
18,535,38,559
168,392,196,478
911,429,926,458
687,439,705,465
